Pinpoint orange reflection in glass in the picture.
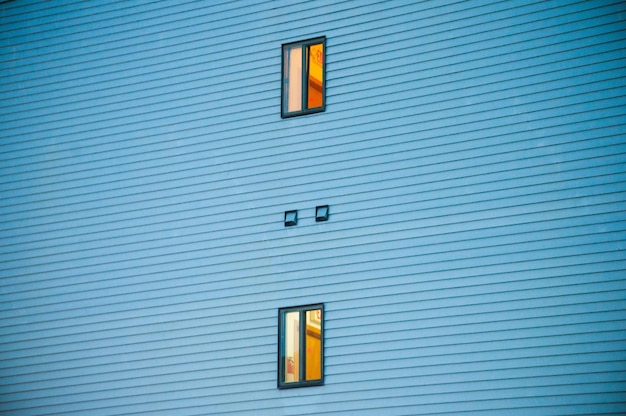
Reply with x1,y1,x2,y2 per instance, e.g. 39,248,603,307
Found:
307,43,324,109
305,309,322,381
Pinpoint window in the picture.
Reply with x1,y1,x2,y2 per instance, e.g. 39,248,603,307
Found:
281,37,326,118
278,304,324,388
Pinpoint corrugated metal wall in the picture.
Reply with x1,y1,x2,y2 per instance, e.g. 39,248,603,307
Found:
1,1,625,414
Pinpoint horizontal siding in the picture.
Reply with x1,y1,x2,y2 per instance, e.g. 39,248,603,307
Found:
1,0,625,415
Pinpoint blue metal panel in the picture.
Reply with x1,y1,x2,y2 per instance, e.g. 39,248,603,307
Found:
1,0,625,414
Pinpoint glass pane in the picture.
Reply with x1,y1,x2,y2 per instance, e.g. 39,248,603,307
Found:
305,309,322,381
284,311,300,383
307,43,324,109
284,46,302,113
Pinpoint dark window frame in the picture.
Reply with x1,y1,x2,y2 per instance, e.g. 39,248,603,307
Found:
277,303,324,389
281,36,326,118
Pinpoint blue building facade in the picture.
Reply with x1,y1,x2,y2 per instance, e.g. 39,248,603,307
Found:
1,1,625,414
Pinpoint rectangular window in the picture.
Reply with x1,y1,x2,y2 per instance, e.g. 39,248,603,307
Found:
278,304,324,388
281,37,326,118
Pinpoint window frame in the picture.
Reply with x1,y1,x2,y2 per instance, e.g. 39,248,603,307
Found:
277,303,324,389
281,36,326,118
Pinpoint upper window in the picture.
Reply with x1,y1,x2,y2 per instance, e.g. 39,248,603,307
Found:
281,37,326,118
278,304,324,388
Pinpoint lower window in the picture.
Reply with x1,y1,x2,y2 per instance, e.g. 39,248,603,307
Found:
278,304,324,388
